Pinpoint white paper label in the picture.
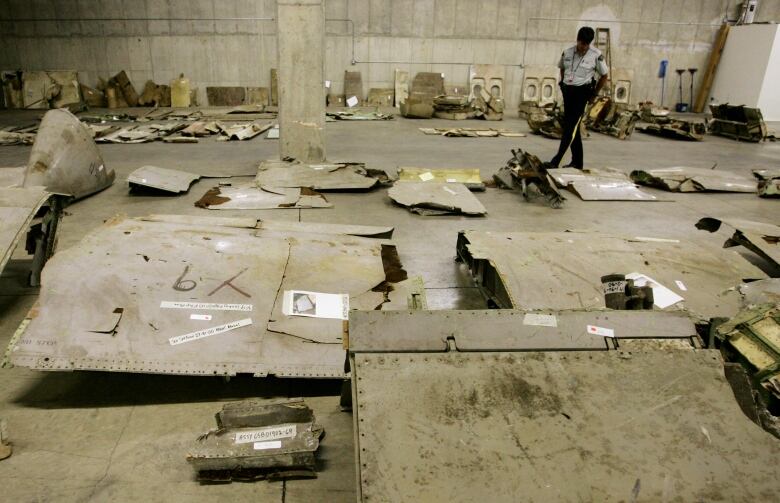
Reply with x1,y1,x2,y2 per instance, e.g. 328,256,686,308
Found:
169,318,252,345
282,290,349,320
523,313,558,327
160,301,253,312
446,178,457,183
235,424,297,444
346,96,358,107
587,325,614,338
442,186,457,195
254,440,282,450
675,280,687,291
190,314,212,321
325,80,331,88
625,272,684,309
418,171,435,181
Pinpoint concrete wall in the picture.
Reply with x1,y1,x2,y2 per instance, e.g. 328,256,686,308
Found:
1,0,780,109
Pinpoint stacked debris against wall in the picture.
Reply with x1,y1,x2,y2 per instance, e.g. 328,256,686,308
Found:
2,70,83,110
400,72,444,119
709,104,767,142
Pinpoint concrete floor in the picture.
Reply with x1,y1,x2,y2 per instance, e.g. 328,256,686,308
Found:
0,109,778,502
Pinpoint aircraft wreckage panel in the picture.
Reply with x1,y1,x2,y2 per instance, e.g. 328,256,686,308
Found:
352,348,780,502
8,215,404,377
0,187,51,274
457,231,765,319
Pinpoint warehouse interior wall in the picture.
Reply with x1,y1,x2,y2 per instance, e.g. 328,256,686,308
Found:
1,0,780,109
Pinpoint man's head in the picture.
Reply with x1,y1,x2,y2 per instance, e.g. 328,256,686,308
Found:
576,27,595,54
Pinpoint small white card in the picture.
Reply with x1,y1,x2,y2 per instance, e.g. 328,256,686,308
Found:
253,441,282,450
282,290,349,320
190,314,212,321
325,80,331,88
587,325,614,338
346,96,358,107
418,171,435,181
523,313,558,327
675,280,687,291
625,272,684,309
446,178,457,183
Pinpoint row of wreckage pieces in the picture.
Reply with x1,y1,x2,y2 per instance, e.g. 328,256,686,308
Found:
2,69,284,110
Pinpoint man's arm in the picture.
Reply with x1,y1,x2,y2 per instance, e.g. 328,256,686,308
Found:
591,74,608,101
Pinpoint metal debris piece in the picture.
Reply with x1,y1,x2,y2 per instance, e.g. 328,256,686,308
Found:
326,111,393,121
630,166,756,193
266,126,279,139
216,121,274,141
601,273,654,309
0,187,61,286
456,230,765,319
498,149,566,208
366,88,394,107
709,104,767,142
585,97,640,139
547,167,666,201
24,109,115,199
8,214,407,377
527,109,563,139
717,304,780,400
754,169,780,197
388,181,486,216
638,120,705,141
0,131,35,146
418,127,524,138
0,419,11,461
188,398,323,482
739,279,780,308
127,166,202,194
195,184,331,210
349,310,780,502
696,217,780,269
255,159,389,191
397,168,484,191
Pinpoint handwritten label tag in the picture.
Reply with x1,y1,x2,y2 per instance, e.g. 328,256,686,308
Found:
169,318,252,345
587,325,614,338
161,301,253,312
236,425,297,444
346,96,358,107
254,440,282,450
523,313,558,327
675,280,687,291
190,314,212,321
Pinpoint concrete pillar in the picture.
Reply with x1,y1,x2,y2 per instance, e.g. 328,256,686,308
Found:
276,0,326,163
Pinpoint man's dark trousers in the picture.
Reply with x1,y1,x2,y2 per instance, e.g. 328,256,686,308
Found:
550,83,591,169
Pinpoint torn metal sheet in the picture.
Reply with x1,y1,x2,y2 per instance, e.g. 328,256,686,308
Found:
456,230,765,320
195,184,331,210
500,149,566,208
630,166,756,193
127,166,203,194
86,124,121,139
696,217,780,269
217,121,273,141
0,131,35,146
255,160,388,191
638,121,705,141
709,104,767,142
754,168,780,197
388,181,486,216
547,167,667,201
23,109,115,199
418,127,524,138
349,310,780,502
188,398,323,482
326,111,393,121
739,279,780,308
7,214,407,377
585,97,640,139
527,107,563,139
0,167,25,188
0,187,51,276
397,168,484,191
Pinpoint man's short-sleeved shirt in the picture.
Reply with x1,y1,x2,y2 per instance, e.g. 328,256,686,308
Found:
558,46,609,86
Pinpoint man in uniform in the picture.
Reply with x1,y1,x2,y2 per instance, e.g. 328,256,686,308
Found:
549,27,609,170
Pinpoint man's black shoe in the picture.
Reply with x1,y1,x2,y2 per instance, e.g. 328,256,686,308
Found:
562,163,583,170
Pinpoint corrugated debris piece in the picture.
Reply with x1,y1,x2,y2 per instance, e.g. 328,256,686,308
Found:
188,398,323,483
547,167,667,201
255,159,390,190
418,127,524,138
630,166,755,193
397,168,484,191
585,97,640,139
754,169,780,198
717,305,780,400
388,181,486,216
709,104,767,142
456,230,765,319
7,214,408,377
696,217,780,269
